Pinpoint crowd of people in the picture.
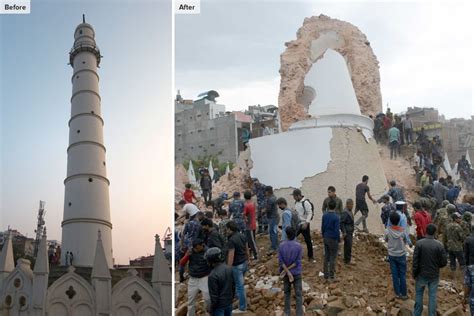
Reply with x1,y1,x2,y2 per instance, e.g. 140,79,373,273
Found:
176,167,474,316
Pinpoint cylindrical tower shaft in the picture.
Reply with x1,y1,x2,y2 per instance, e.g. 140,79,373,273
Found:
61,20,113,268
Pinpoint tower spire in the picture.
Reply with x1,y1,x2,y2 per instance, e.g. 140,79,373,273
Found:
83,14,85,23
62,20,112,268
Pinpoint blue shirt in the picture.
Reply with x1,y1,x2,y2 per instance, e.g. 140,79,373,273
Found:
389,127,400,143
278,239,303,276
281,208,292,241
321,211,340,241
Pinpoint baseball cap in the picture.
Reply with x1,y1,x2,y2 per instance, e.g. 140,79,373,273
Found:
291,189,302,196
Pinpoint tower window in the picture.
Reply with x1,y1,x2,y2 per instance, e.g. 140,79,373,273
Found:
88,178,93,182
103,161,106,166
79,30,83,35
91,111,95,114
77,130,80,133
76,75,79,79
82,61,85,64
68,202,72,206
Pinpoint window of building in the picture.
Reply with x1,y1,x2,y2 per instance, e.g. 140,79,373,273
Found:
190,131,193,134
88,178,93,182
77,130,80,133
197,114,201,118
198,129,202,133
190,146,194,149
210,144,215,147
82,61,86,64
68,202,72,207
177,119,181,123
190,116,193,119
79,30,83,35
198,145,202,148
210,127,215,130
91,111,95,114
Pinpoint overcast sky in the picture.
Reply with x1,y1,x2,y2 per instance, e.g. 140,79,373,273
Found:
176,0,473,119
1,0,172,264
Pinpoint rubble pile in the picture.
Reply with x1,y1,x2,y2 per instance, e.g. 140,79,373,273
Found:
175,231,466,315
378,145,418,203
175,164,189,201
212,149,253,198
279,15,383,131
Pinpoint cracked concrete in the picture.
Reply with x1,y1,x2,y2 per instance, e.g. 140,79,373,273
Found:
274,127,387,235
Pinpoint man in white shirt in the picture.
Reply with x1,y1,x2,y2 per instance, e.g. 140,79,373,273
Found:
292,189,315,262
178,200,200,220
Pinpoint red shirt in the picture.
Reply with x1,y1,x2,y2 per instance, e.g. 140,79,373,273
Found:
183,189,196,204
414,210,432,237
243,200,257,230
383,117,392,129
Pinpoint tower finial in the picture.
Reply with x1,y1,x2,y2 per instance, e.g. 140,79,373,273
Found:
83,14,85,23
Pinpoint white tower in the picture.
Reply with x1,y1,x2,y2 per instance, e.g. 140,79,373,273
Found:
61,16,113,268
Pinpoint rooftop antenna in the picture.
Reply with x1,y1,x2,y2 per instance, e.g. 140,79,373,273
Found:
34,200,46,257
82,14,85,23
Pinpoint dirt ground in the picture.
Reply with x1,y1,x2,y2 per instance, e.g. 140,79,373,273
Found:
175,230,468,316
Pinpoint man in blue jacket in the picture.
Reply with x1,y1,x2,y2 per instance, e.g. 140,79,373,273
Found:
322,200,340,281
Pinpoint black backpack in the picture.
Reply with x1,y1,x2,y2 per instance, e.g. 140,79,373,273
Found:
290,210,301,231
301,199,315,221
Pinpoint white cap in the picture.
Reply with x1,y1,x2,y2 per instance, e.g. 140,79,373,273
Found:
395,201,407,205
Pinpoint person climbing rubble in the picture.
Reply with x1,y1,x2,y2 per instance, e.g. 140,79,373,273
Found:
413,201,432,240
205,247,234,316
179,238,211,316
225,220,249,313
354,175,377,233
446,212,466,272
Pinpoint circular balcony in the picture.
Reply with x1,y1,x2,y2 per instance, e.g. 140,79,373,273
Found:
69,41,101,67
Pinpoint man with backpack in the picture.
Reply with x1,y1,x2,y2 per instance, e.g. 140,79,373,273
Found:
229,192,246,232
292,189,315,262
277,197,299,241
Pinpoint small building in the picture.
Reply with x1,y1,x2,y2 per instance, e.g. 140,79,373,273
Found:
175,90,252,164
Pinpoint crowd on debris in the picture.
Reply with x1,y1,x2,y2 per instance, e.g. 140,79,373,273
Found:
372,108,473,193
175,163,474,315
